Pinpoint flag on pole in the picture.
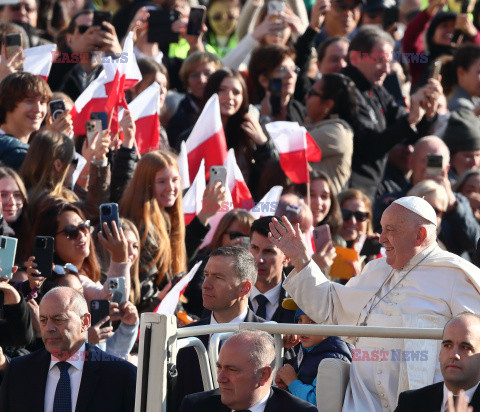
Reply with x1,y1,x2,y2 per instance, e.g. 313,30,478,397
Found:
265,122,322,184
249,186,283,220
23,44,57,81
183,159,206,225
185,94,228,182
178,141,190,190
224,149,253,209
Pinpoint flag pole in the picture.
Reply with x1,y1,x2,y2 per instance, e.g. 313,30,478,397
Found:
306,181,311,208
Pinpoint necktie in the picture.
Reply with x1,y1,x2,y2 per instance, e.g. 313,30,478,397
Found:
255,294,268,320
53,362,72,412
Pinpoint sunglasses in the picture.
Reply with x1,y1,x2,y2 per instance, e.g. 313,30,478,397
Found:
307,88,323,99
211,13,237,21
53,263,79,276
77,25,90,34
333,2,360,12
55,220,91,240
228,231,247,240
341,209,369,222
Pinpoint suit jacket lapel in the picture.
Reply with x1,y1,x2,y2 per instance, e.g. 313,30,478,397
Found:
75,344,101,412
35,349,51,411
469,384,480,409
264,389,277,412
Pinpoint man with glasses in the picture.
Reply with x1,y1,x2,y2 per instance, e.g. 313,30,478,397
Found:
0,286,137,412
48,9,123,100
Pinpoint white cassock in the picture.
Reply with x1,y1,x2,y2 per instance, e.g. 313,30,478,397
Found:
283,243,480,412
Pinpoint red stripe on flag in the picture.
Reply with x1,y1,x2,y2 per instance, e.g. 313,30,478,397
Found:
135,115,160,154
184,213,196,226
279,150,309,184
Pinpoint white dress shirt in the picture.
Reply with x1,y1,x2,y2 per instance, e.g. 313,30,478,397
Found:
250,282,282,321
233,391,269,412
284,243,480,412
44,343,86,412
210,307,249,325
441,382,480,412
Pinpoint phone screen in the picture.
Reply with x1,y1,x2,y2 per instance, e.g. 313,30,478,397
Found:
187,7,206,36
313,224,332,251
268,78,282,116
426,154,443,176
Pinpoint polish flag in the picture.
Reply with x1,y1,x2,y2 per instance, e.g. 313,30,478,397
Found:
265,122,322,184
186,94,228,182
127,82,160,154
71,71,109,135
224,149,253,209
23,44,57,81
178,141,190,190
249,186,283,220
183,159,206,225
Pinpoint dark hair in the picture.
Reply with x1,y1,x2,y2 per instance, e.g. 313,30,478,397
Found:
250,216,286,238
453,44,480,81
210,245,257,285
208,209,255,251
317,36,349,63
321,73,358,126
202,68,249,151
137,58,170,88
248,45,296,103
0,73,52,124
66,9,94,35
348,25,394,60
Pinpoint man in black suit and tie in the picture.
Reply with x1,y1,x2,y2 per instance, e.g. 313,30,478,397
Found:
248,217,294,324
174,246,266,405
396,312,480,412
180,330,317,412
0,286,136,412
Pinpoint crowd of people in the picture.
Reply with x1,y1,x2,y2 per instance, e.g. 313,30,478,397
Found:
0,0,479,410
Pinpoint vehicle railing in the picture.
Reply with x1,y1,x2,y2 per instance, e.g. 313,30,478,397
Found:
134,313,443,412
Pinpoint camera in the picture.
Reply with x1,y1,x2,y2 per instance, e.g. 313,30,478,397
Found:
91,301,99,310
109,279,118,289
101,205,111,215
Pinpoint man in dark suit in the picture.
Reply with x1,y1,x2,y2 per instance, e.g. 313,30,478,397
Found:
180,330,317,412
396,312,480,411
248,217,295,324
0,286,136,412
175,246,265,404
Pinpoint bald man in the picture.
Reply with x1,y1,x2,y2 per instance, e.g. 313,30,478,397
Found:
270,197,480,412
0,287,136,412
374,136,480,256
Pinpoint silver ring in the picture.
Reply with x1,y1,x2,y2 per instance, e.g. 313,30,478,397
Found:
277,236,282,241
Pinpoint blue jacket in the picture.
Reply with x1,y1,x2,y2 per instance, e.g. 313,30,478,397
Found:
0,134,28,171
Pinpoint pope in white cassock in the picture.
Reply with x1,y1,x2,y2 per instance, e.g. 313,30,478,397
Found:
269,197,480,412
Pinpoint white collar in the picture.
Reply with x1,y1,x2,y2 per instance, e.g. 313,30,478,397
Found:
251,281,282,305
210,307,248,325
233,390,270,412
442,382,480,409
49,342,86,372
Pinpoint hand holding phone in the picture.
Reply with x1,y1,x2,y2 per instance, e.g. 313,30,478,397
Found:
32,236,54,278
209,166,227,188
90,299,112,330
99,203,119,238
50,99,66,121
426,154,443,176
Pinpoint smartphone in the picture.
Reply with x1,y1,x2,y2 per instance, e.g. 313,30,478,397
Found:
248,104,260,123
108,277,127,305
90,112,108,130
209,166,227,187
268,77,282,117
426,154,443,176
5,33,22,71
32,236,54,278
50,99,66,121
430,60,442,80
100,203,119,238
268,0,285,15
85,119,102,145
93,11,112,30
147,9,180,51
313,224,332,252
90,299,111,328
360,237,382,256
382,7,399,30
187,6,206,36
0,236,17,279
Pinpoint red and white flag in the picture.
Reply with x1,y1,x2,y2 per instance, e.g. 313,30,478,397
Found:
126,82,160,154
23,44,57,81
183,159,206,226
178,141,190,190
186,94,228,182
224,149,253,209
249,185,283,220
265,122,322,184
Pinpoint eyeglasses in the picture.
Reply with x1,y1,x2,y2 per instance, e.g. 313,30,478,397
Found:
55,220,91,240
211,13,237,21
275,66,301,76
307,88,323,99
333,1,361,12
77,25,90,34
341,209,369,222
189,70,215,80
0,191,23,203
53,263,79,276
10,2,36,13
227,231,247,240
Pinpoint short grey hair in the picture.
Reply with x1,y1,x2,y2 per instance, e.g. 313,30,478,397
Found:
210,246,258,286
226,330,276,374
349,25,394,56
43,286,88,317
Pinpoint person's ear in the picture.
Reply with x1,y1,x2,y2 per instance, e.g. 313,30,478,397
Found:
457,66,466,81
282,253,290,267
258,74,269,90
258,366,272,386
416,226,428,246
82,313,91,331
323,98,335,114
53,158,64,174
239,280,252,297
